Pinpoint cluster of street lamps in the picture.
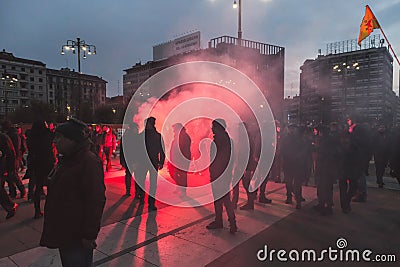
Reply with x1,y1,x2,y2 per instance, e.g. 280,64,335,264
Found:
61,37,96,73
333,61,361,118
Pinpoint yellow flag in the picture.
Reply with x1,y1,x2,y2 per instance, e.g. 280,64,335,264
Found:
358,5,380,46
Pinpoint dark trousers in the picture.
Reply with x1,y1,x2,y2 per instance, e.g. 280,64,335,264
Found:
4,173,25,198
317,177,334,208
339,176,359,211
59,244,93,267
284,171,303,203
33,176,44,214
212,190,235,224
231,167,245,206
242,171,257,204
0,184,14,213
28,177,35,200
136,164,158,207
269,156,281,182
104,147,112,171
259,175,269,196
375,161,386,185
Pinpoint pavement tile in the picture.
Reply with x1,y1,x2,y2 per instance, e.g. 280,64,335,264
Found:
95,222,156,257
120,209,198,236
131,235,221,267
0,258,17,267
9,247,60,267
96,253,157,267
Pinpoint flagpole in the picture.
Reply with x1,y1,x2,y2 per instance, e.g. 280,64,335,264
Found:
379,27,400,66
368,5,400,66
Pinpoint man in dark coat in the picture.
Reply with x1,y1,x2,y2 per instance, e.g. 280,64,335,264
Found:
373,124,390,188
0,132,18,219
26,120,56,218
280,124,307,209
169,123,191,194
136,117,165,211
1,120,25,199
120,122,142,197
314,123,342,215
40,118,106,267
339,117,367,213
237,122,259,210
206,119,237,234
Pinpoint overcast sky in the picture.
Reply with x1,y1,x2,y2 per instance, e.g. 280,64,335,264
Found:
1,0,399,97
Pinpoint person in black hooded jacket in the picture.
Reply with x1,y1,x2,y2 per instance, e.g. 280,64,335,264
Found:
40,118,106,267
206,119,237,234
26,120,55,218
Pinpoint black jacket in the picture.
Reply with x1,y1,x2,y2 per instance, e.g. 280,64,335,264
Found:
40,147,106,249
140,128,165,169
210,130,233,182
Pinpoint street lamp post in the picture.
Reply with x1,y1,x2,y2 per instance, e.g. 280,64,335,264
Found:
1,70,18,119
61,37,96,73
233,0,242,40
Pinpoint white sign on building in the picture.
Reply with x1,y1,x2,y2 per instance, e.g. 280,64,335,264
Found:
153,31,200,61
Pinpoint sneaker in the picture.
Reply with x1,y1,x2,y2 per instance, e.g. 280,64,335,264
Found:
259,197,272,204
206,221,223,229
285,198,292,204
239,203,254,210
6,203,18,219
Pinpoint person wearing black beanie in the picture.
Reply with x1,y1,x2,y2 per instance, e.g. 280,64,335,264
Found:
40,118,106,266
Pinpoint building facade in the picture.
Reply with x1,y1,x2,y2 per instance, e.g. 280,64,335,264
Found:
0,50,107,120
282,95,300,125
47,68,107,119
300,39,399,126
123,35,285,121
0,49,47,116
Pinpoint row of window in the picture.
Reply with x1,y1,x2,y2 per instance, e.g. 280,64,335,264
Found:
18,76,44,83
47,77,102,87
1,65,43,74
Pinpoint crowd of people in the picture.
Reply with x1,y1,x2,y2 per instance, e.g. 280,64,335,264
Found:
264,116,400,215
1,115,400,266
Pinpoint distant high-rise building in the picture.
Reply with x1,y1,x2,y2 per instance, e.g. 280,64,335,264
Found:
123,35,285,120
300,37,400,126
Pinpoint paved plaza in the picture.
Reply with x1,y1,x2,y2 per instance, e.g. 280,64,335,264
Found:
0,158,399,267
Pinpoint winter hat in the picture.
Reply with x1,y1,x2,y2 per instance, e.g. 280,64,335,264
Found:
56,118,89,142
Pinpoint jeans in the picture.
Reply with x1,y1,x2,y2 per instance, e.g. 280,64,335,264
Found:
59,244,94,267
